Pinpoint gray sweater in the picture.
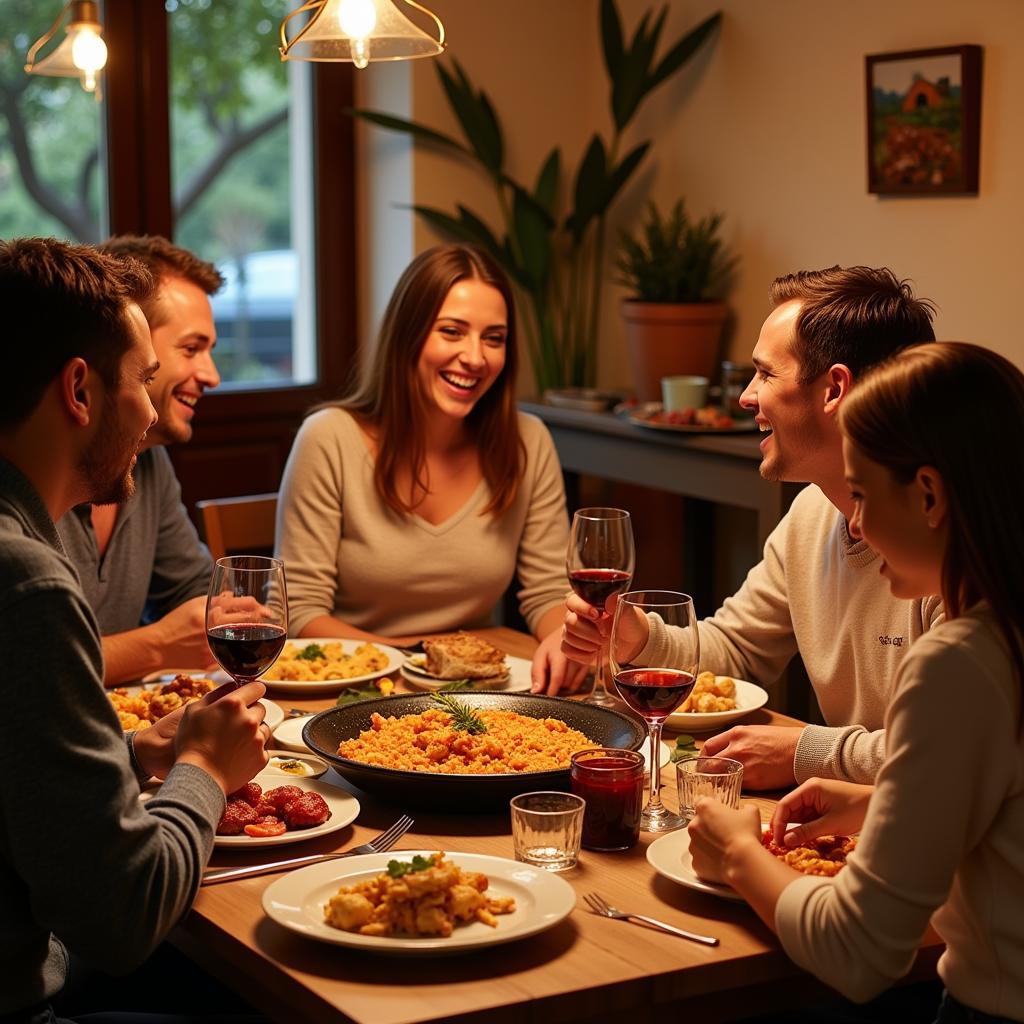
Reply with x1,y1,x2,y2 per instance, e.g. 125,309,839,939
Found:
56,446,211,635
0,457,224,1015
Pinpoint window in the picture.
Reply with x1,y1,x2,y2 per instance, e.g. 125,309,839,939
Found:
0,3,107,241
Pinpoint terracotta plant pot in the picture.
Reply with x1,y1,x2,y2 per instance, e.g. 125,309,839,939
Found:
621,300,729,402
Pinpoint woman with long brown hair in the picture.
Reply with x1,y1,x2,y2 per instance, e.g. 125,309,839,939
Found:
276,244,582,688
688,342,1024,1023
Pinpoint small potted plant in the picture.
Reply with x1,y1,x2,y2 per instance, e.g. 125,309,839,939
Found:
616,199,737,401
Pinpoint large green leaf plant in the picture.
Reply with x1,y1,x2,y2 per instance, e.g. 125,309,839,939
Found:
351,2,721,393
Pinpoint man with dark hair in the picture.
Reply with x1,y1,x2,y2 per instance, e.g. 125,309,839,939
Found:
0,237,269,1021
57,235,224,685
552,265,942,789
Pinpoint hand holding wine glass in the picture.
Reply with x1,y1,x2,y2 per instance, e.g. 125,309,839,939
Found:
206,556,288,690
566,508,635,707
611,590,698,832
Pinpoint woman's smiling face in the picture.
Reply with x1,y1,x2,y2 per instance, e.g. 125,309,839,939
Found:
416,278,507,423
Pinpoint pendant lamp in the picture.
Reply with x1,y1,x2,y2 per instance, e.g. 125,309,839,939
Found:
24,0,107,95
280,0,445,69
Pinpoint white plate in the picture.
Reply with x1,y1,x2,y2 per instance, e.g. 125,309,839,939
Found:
272,714,314,753
262,850,576,955
665,678,769,731
646,828,745,902
119,680,282,732
399,653,532,693
215,768,359,848
259,638,403,693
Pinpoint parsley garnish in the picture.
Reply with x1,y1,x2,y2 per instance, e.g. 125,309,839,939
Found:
670,734,699,763
296,643,326,662
386,855,435,878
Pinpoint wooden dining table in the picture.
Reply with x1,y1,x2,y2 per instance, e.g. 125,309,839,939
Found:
172,628,942,1024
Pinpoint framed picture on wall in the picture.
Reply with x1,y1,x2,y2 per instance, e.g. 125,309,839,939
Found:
866,45,982,195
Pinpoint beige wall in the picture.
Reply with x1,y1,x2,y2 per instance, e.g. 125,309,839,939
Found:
357,0,1024,389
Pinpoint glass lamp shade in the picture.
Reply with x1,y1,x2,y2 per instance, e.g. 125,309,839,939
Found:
281,0,445,66
25,1,107,93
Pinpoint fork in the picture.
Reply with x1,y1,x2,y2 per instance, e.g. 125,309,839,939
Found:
583,892,719,947
200,814,415,885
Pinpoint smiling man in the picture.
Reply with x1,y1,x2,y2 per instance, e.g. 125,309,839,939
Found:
557,266,942,789
57,235,224,685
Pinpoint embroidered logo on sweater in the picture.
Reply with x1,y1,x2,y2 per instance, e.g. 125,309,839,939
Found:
878,634,905,647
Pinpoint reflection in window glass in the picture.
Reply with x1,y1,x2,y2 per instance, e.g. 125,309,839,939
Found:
0,4,107,241
168,0,315,389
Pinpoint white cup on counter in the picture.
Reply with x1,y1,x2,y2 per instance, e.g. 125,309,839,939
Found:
661,375,709,412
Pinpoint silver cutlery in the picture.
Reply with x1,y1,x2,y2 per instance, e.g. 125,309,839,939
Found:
201,814,414,885
583,891,719,947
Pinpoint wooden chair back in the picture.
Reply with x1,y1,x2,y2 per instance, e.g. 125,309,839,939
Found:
196,492,278,562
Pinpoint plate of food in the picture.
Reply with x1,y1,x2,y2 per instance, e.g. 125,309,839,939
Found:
258,639,403,693
262,849,575,955
647,825,859,901
399,633,531,693
263,748,329,779
213,767,359,847
302,691,645,807
109,674,283,732
664,673,769,731
627,402,758,433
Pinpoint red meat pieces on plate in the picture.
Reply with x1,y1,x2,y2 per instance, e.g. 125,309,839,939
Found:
226,782,263,806
263,785,304,811
216,799,259,835
283,791,330,829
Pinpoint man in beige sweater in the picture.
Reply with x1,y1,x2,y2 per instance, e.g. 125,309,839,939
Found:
552,266,942,788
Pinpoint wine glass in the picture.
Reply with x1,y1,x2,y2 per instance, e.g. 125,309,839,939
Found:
567,507,635,707
611,590,698,832
206,556,288,689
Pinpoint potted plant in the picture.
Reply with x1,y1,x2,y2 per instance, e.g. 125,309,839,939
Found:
349,2,722,395
615,199,737,401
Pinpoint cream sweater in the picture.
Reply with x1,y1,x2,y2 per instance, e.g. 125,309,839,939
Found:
275,409,568,638
776,608,1024,1016
642,485,943,783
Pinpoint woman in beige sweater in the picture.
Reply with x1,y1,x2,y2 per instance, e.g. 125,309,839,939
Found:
689,343,1024,1022
276,244,583,691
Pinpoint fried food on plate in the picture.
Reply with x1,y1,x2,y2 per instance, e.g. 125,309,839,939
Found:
678,670,737,714
761,829,857,877
324,852,515,937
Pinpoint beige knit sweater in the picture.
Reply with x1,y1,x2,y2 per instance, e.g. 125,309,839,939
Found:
641,485,943,783
275,408,568,638
776,608,1024,1016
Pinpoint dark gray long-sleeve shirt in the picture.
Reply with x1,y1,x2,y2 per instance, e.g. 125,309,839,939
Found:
56,446,212,634
0,457,224,1016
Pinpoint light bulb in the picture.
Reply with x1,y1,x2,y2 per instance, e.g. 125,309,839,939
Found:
337,0,376,39
70,25,107,76
351,37,370,69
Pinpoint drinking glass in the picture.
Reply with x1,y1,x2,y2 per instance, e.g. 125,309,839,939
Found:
611,590,698,833
509,792,585,871
567,507,635,707
206,556,288,689
676,756,744,823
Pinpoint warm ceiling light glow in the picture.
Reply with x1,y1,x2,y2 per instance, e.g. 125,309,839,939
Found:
24,0,108,95
280,0,445,69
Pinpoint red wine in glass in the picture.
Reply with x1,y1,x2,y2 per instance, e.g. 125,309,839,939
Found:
611,590,698,833
567,509,635,707
568,568,632,607
613,668,696,721
208,623,287,681
206,556,288,691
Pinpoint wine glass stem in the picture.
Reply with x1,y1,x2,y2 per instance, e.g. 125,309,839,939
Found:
647,720,665,811
593,639,610,700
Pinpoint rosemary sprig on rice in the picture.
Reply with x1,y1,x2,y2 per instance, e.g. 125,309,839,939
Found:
430,692,488,734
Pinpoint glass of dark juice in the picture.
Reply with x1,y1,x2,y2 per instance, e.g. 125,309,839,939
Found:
206,555,288,690
570,748,644,851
